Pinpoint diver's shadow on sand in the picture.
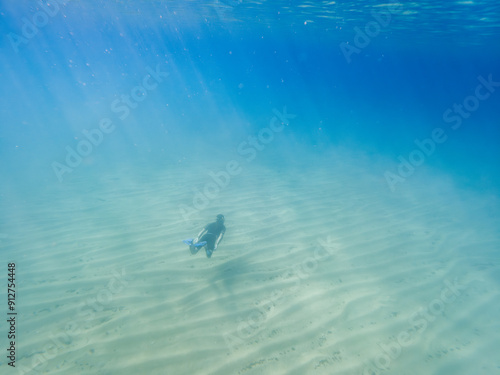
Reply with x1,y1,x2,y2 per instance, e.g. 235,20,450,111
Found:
207,254,251,306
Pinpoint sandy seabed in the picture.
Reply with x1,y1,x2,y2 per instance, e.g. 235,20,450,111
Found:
1,152,499,375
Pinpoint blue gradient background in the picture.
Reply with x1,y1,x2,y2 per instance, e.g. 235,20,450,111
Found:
1,0,499,191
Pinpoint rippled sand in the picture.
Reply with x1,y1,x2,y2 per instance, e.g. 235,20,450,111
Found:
2,152,499,375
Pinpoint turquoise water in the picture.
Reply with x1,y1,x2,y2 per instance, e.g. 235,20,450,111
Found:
1,1,500,374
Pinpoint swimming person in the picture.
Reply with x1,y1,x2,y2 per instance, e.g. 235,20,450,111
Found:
183,214,226,258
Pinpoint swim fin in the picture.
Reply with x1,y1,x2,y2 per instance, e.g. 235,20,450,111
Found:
184,239,207,255
183,239,206,247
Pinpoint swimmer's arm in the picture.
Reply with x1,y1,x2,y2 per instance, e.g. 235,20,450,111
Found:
194,228,207,243
215,229,225,249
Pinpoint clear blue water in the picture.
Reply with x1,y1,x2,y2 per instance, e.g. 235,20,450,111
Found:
1,1,499,374
1,0,499,191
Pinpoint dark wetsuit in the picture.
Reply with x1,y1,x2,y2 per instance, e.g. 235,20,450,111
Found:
199,222,226,251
